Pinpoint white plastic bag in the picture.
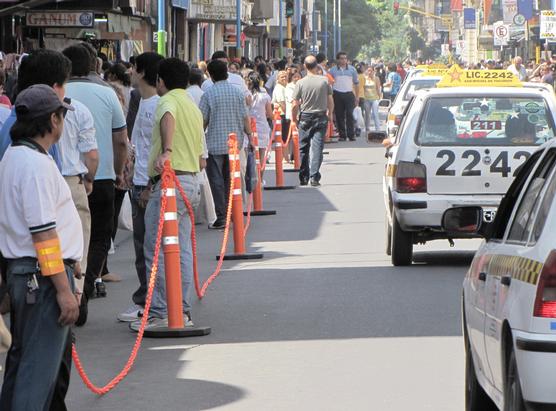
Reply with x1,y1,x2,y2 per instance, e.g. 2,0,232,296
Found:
353,106,365,129
118,193,133,231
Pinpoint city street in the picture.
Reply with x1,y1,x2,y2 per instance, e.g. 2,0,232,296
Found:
0,136,484,410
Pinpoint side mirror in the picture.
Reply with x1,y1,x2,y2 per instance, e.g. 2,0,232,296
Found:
367,130,387,143
378,99,392,109
442,207,484,236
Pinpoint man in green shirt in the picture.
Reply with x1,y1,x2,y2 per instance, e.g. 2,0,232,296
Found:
131,58,204,331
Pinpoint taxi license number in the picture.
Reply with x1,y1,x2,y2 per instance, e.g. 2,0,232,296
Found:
435,150,530,177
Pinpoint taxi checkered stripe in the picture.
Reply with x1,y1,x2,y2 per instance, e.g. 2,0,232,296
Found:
488,255,543,285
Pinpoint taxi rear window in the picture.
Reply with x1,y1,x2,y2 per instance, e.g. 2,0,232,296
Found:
403,79,439,101
416,96,556,146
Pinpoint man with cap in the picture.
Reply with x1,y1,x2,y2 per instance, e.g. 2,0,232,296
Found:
0,84,81,410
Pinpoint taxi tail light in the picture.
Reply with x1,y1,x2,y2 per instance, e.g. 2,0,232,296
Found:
533,250,556,318
395,161,427,193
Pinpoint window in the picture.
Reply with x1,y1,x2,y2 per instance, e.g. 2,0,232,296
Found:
507,150,556,243
416,96,556,147
489,150,542,240
403,79,440,101
530,162,556,243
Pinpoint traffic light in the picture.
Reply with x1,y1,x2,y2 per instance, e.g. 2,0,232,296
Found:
286,0,294,18
394,1,399,15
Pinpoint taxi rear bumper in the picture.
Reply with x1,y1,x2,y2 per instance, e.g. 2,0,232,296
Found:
513,330,556,406
392,192,502,232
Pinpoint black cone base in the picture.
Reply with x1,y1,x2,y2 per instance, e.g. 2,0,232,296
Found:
218,253,264,261
244,210,277,216
143,326,212,338
264,186,296,190
284,169,300,173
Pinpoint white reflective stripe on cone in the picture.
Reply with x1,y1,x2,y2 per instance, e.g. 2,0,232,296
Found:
163,236,179,245
275,143,282,147
233,189,242,195
233,171,241,178
164,212,178,221
162,188,176,197
229,154,240,161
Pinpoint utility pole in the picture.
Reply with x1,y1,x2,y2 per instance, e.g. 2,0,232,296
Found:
338,0,342,52
279,0,284,58
157,0,166,57
296,0,301,43
333,0,337,57
236,0,242,57
324,0,328,58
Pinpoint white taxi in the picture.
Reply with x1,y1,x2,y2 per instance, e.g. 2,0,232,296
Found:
386,74,442,137
384,67,556,266
442,139,556,410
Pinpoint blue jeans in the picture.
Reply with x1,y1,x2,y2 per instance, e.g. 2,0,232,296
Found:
364,99,381,131
144,174,201,318
0,259,74,411
297,112,328,182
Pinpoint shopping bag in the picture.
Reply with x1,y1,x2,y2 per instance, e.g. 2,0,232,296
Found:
118,193,133,231
353,106,365,129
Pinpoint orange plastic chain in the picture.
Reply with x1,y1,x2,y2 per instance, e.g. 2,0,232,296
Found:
71,168,171,395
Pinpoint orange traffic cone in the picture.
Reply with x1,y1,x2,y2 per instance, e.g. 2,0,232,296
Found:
222,133,264,261
265,110,296,190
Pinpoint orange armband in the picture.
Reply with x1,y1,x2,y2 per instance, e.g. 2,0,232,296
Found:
34,238,65,276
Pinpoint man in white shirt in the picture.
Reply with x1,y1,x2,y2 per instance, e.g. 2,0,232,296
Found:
117,52,164,323
0,84,80,411
508,56,528,81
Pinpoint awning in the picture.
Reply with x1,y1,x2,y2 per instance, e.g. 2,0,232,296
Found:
0,0,53,17
171,0,189,10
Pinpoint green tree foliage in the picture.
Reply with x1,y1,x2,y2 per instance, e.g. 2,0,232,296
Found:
314,0,379,59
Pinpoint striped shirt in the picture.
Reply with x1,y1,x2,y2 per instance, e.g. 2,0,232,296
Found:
329,65,359,93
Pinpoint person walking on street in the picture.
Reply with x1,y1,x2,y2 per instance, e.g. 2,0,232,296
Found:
247,71,273,168
129,58,205,331
0,84,80,410
291,55,334,187
199,60,254,230
329,51,359,141
272,70,290,161
63,44,128,311
383,63,401,102
117,52,164,323
363,65,382,134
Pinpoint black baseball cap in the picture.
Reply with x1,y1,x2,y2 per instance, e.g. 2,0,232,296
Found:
15,84,74,120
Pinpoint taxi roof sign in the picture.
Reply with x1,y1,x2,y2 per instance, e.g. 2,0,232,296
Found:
436,65,522,88
416,64,447,70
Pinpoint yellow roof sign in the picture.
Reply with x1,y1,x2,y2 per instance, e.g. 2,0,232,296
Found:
416,64,447,70
436,65,522,88
420,68,448,77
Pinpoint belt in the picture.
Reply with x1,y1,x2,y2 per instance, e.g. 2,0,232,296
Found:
150,171,196,186
6,257,77,275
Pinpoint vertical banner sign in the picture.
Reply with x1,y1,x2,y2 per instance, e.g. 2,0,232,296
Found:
484,0,493,24
517,0,533,20
503,0,518,23
540,10,556,40
450,0,463,12
464,8,477,29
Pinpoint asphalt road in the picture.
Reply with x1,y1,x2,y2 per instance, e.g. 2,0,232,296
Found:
1,130,479,410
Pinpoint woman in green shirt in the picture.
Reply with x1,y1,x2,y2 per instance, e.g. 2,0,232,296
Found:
363,65,382,133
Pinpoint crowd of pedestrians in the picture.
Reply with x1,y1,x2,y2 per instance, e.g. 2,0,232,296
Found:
0,43,399,409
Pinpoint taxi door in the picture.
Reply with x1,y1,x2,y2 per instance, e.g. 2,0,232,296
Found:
483,149,554,393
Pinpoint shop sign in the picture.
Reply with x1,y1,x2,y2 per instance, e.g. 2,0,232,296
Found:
189,0,250,21
26,11,94,28
540,10,556,39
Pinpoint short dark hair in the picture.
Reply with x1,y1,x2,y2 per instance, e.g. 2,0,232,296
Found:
79,42,98,71
63,45,92,77
388,63,397,72
158,58,189,90
316,53,327,64
107,63,131,87
275,59,287,71
10,107,65,141
207,60,228,82
336,51,347,60
189,68,204,87
136,52,164,87
247,72,262,92
211,51,228,61
18,49,71,93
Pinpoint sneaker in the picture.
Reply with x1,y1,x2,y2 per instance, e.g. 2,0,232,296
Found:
349,136,356,141
129,316,168,332
102,273,122,283
184,311,194,327
300,178,309,186
209,219,226,229
338,137,346,141
94,279,107,298
117,304,144,322
310,179,321,187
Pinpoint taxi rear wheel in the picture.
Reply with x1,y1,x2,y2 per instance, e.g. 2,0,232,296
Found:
391,212,413,266
465,340,497,411
504,350,526,411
